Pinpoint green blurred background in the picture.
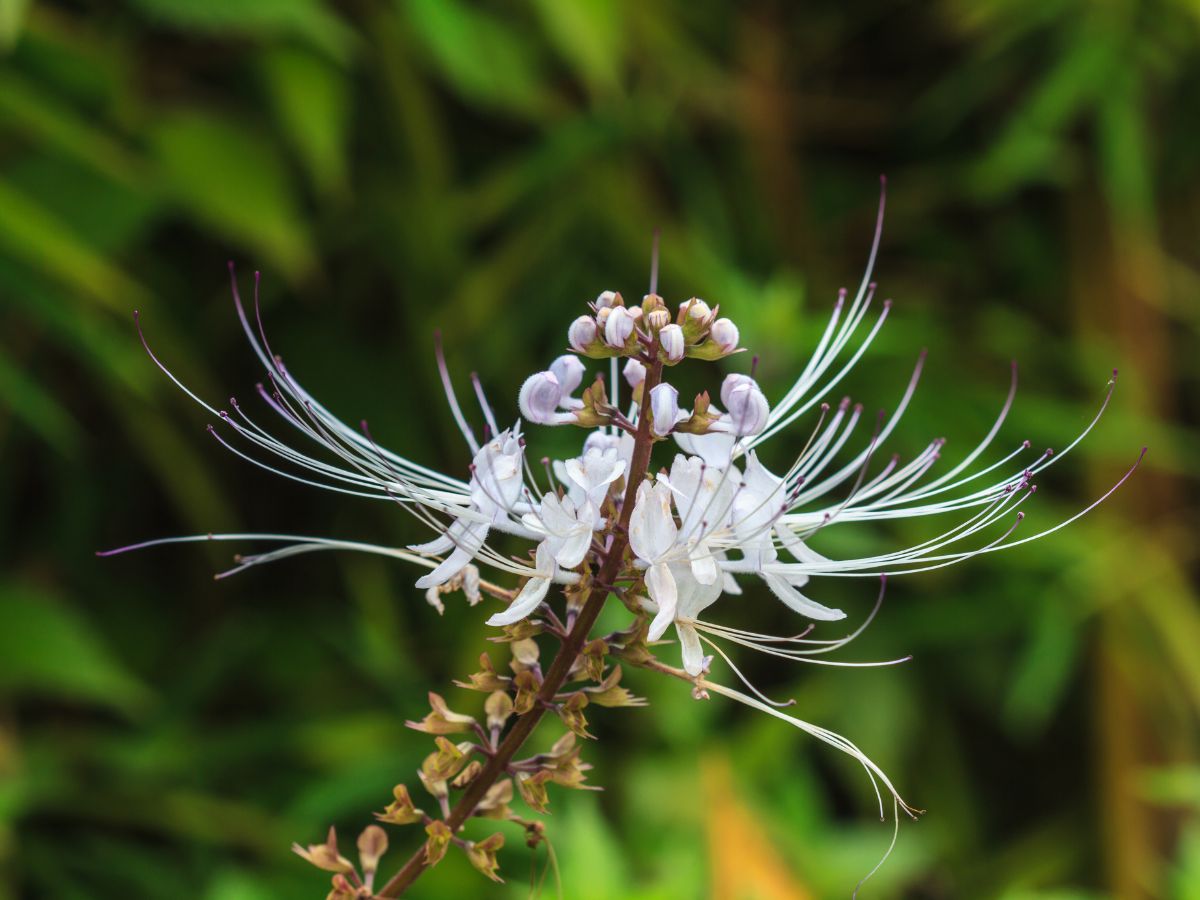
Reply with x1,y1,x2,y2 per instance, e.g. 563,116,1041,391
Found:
2,1,1198,897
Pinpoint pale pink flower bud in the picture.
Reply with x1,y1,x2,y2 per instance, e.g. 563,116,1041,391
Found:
550,354,585,398
649,383,681,438
623,358,646,387
719,373,769,436
604,306,635,348
568,316,597,352
627,305,643,321
659,324,685,362
682,298,711,320
711,317,739,353
519,371,572,425
595,290,619,310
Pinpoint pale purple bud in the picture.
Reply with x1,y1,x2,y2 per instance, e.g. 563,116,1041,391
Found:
550,354,585,398
719,373,769,436
659,324,685,362
623,358,646,387
711,317,739,353
627,305,643,321
605,306,635,348
568,316,597,352
595,290,619,310
682,298,711,320
519,371,572,425
649,383,681,438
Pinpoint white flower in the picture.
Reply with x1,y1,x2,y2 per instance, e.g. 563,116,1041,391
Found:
638,561,722,675
486,540,555,627
662,453,736,586
604,306,635,348
711,318,739,353
627,479,680,641
413,428,525,590
659,324,685,362
523,493,594,569
729,450,784,570
649,382,681,438
562,444,625,507
559,430,634,496
568,316,597,352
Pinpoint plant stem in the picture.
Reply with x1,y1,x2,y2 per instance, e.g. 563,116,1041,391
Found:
375,355,664,898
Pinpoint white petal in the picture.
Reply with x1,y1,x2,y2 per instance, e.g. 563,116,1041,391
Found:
415,542,477,589
762,573,845,621
413,521,489,589
409,533,455,555
554,527,592,569
486,575,551,627
677,623,706,676
690,540,719,585
775,525,832,565
645,562,678,641
630,480,677,562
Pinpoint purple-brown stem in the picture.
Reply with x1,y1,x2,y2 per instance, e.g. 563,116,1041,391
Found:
375,353,665,898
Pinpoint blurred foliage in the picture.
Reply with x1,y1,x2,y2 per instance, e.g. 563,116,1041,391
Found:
1,0,1198,897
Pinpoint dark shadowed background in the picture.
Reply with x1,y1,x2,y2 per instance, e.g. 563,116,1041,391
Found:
2,1,1198,897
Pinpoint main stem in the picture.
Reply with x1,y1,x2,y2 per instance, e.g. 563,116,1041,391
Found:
376,355,664,898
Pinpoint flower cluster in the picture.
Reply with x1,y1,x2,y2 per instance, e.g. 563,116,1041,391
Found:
103,186,1141,895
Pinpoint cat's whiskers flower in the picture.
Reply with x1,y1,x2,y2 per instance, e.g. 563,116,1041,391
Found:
105,182,1142,894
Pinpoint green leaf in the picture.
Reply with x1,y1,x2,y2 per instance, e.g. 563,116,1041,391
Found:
0,345,81,451
0,0,31,52
127,0,356,63
149,112,313,279
530,0,623,97
0,177,151,311
0,582,151,713
404,0,554,117
260,46,350,195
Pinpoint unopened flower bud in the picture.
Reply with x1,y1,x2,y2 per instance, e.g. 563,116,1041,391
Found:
519,371,572,425
719,373,769,436
604,306,635,348
711,317,739,353
642,293,665,314
595,290,619,310
659,324,685,362
623,358,646,387
584,430,620,454
550,354,585,398
596,307,611,326
649,383,681,437
568,316,598,352
627,305,643,321
647,309,671,331
682,298,711,321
